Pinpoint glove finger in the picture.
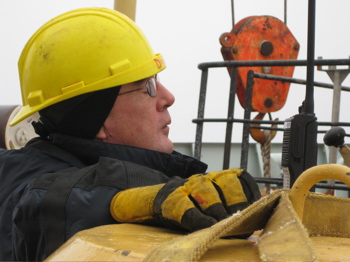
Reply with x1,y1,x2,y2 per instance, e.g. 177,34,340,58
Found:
155,207,218,232
207,169,253,214
155,176,229,226
159,181,227,224
238,170,261,203
186,175,229,221
181,208,218,231
210,180,250,214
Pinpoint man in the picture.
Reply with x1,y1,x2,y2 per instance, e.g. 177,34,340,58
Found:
0,7,260,261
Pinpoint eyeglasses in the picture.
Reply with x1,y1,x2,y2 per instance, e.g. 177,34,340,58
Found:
117,76,157,97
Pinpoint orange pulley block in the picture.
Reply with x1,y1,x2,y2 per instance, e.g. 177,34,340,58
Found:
220,15,299,113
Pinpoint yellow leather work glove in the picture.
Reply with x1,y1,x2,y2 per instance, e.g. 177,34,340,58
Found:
110,168,260,232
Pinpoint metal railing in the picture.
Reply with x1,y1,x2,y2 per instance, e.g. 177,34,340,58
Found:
192,58,350,191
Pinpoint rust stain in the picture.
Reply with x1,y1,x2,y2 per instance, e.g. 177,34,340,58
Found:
219,15,299,113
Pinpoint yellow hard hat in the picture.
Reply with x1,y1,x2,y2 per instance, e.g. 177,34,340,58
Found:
11,7,166,126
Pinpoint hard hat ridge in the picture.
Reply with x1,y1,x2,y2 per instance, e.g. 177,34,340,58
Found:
11,7,166,126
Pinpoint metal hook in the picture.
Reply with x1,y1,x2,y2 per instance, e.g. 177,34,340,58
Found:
250,112,278,144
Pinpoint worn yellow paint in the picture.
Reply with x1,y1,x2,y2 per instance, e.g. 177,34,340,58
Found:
45,224,260,261
290,164,350,220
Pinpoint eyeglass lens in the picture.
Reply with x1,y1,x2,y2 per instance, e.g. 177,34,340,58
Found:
146,77,157,97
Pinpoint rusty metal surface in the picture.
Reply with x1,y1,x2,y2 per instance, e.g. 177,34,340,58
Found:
250,112,278,144
220,16,299,113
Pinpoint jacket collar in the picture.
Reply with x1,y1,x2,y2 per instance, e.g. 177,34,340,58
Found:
49,133,208,179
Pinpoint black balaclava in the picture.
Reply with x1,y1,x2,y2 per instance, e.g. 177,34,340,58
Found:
32,86,121,140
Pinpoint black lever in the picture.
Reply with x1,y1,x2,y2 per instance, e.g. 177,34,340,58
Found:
323,127,346,148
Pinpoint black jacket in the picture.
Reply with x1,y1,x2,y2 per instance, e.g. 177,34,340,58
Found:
0,133,207,261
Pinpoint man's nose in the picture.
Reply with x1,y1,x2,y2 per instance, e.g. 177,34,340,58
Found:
157,82,175,109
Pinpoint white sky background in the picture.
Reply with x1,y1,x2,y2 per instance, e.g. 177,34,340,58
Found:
1,0,350,144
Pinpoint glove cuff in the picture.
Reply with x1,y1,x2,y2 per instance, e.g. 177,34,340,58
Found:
110,184,164,223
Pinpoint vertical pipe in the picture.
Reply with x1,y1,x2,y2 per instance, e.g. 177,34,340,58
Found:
223,67,238,169
331,71,342,126
284,0,287,25
304,0,316,114
231,0,235,28
329,70,342,164
114,0,137,20
240,70,254,170
194,69,209,160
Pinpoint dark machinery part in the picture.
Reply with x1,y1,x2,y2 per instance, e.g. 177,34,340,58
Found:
323,127,350,168
323,127,346,148
282,113,318,188
281,0,318,188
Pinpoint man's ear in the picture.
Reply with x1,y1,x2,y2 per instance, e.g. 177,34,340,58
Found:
95,125,107,140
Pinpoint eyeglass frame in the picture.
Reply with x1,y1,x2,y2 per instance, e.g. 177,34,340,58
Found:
117,76,157,97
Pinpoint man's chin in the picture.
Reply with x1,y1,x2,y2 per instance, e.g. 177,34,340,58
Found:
157,139,174,154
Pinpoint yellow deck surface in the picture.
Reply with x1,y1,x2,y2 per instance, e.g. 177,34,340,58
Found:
45,224,350,261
